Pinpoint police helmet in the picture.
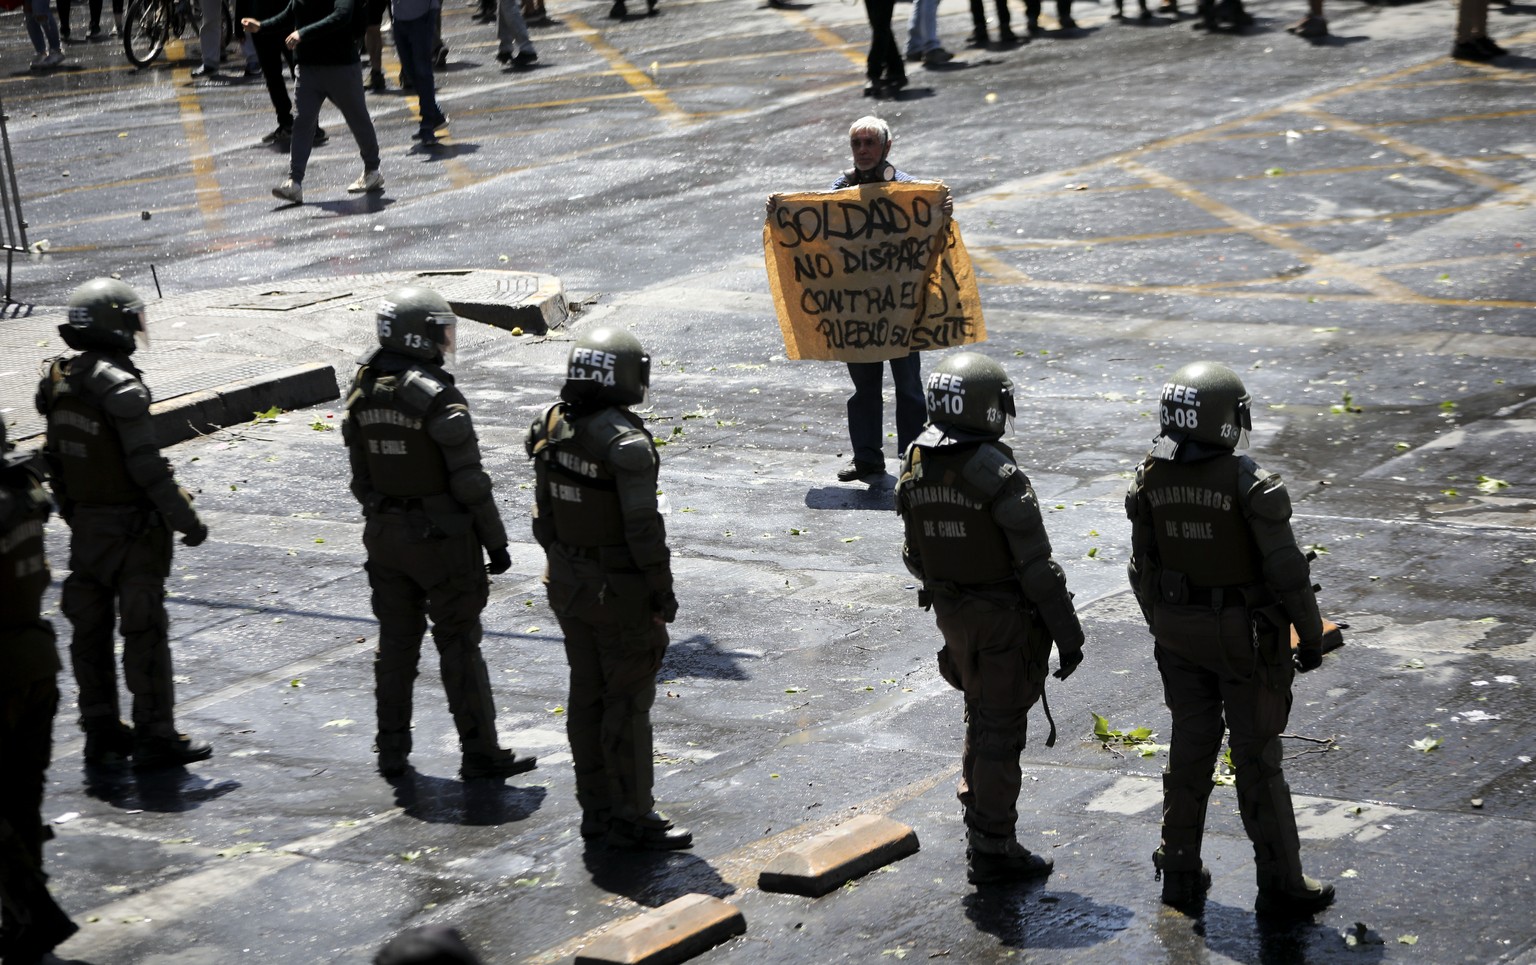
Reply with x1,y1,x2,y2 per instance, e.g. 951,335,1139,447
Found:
62,278,148,354
561,326,651,407
1157,361,1251,450
924,351,1015,436
377,286,457,363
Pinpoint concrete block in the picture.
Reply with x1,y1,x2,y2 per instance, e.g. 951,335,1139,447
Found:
153,363,338,447
757,814,920,897
575,893,744,965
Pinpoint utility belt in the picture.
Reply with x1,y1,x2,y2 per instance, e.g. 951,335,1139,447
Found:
374,492,461,515
371,492,471,539
555,541,639,572
71,500,164,535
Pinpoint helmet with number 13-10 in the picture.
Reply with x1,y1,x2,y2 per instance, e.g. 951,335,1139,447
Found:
1158,360,1251,450
923,351,1015,437
376,286,457,364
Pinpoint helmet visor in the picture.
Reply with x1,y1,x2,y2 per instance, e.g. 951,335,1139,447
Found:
133,307,150,350
431,314,457,365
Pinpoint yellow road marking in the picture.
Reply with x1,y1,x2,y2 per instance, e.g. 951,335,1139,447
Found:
563,13,688,124
772,7,863,67
170,60,227,236
1117,158,1424,300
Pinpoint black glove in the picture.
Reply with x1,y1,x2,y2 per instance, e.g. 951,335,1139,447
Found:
1053,646,1083,681
1294,645,1323,673
486,546,512,575
652,589,678,624
180,521,208,547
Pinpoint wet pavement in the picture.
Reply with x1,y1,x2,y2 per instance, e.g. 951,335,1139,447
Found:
2,0,1535,962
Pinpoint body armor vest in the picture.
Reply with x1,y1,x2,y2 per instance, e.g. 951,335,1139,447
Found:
543,430,625,548
43,361,138,505
350,371,449,498
903,446,1014,585
0,466,51,626
1143,453,1260,587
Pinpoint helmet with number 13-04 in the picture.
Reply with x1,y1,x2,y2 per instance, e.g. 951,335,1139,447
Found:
561,325,650,407
61,278,149,354
1158,360,1251,450
923,351,1015,437
376,286,458,364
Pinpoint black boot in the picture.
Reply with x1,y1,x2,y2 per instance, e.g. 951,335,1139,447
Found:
1154,847,1212,912
460,748,537,780
1239,771,1336,917
133,732,213,769
967,830,1053,885
607,811,693,851
83,718,135,765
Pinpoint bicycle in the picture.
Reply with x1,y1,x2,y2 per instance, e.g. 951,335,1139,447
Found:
122,0,234,68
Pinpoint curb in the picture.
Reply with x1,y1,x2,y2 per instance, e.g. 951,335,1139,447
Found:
151,362,340,446
757,815,920,898
574,893,745,965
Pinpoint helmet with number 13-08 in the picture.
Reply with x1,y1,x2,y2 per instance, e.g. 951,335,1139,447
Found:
1159,360,1251,450
376,286,458,364
923,351,1015,437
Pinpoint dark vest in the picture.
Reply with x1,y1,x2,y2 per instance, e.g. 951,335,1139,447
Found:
903,445,1014,585
543,430,625,548
1143,453,1260,588
42,360,139,505
350,370,449,498
0,465,51,626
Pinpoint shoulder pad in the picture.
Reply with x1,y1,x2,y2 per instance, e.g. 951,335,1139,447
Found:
960,443,1018,499
1239,455,1292,522
87,359,151,419
427,404,474,446
396,368,448,416
610,430,657,473
356,346,384,367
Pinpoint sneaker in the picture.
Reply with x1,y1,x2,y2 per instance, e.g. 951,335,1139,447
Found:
1286,13,1327,37
366,68,385,91
42,50,66,67
512,49,538,67
313,126,329,145
607,811,693,851
923,47,954,65
133,732,213,770
836,459,883,482
1057,15,1079,29
496,49,512,64
966,832,1054,885
261,125,293,144
190,63,217,77
1256,875,1336,918
272,178,303,204
347,169,384,193
30,52,50,70
83,719,135,765
460,749,537,780
905,50,923,61
998,27,1019,43
609,0,627,16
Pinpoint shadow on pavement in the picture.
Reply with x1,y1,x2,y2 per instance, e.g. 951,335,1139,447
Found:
661,633,755,681
388,770,547,826
83,764,241,812
804,484,895,511
580,845,734,907
964,884,1134,950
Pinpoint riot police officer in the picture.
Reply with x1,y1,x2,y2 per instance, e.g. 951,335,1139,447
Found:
1125,361,1334,916
0,413,79,963
36,278,212,770
895,351,1085,884
343,286,535,782
525,326,690,851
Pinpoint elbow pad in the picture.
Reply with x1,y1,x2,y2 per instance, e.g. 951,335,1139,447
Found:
449,466,493,507
1019,558,1084,651
427,405,474,448
145,477,200,534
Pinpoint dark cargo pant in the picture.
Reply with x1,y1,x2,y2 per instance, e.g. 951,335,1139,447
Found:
364,512,501,760
0,667,71,942
934,589,1050,839
60,505,179,739
1153,602,1300,882
545,544,667,824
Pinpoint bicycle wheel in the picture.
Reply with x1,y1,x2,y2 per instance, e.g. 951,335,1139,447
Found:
123,0,169,67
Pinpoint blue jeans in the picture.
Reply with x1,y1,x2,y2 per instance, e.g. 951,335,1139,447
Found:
906,0,941,55
496,0,535,55
393,13,444,130
846,353,925,466
26,0,62,53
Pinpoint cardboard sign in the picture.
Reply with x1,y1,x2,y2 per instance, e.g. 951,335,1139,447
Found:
763,182,986,363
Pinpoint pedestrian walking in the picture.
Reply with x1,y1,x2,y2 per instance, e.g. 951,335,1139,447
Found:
896,351,1086,884
35,278,213,771
24,0,66,69
1125,361,1336,916
861,0,906,97
525,326,691,851
243,0,383,205
391,0,448,141
342,287,537,782
1451,0,1506,59
0,413,79,965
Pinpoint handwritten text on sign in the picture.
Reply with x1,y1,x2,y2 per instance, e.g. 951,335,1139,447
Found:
763,182,986,363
